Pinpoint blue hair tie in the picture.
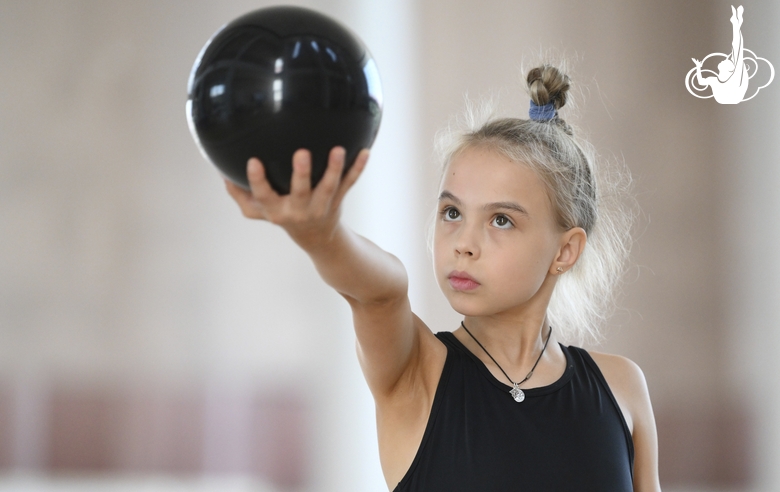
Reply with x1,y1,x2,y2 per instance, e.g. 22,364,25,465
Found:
529,101,557,121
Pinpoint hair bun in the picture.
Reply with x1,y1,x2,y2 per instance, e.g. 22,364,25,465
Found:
527,65,571,110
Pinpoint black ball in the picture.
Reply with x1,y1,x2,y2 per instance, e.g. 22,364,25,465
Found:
186,6,383,194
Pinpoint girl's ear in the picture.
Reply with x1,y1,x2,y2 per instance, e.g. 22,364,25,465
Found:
550,227,587,275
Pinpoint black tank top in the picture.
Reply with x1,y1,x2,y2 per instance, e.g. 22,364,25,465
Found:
394,331,634,491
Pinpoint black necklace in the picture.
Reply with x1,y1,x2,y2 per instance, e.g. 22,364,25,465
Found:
460,321,552,403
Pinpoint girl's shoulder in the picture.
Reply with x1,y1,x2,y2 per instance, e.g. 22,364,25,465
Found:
586,349,661,490
585,350,652,435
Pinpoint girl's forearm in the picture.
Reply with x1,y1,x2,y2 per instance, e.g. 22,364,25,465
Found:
305,222,408,304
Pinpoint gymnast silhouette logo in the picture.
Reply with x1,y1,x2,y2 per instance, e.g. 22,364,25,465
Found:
685,5,774,104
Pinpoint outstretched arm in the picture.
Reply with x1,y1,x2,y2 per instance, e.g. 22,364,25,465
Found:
225,148,434,399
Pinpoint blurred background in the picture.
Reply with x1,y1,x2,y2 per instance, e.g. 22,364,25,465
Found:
1,0,778,491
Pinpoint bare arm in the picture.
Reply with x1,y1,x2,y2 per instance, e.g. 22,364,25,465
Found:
225,148,433,398
625,362,660,492
590,353,661,492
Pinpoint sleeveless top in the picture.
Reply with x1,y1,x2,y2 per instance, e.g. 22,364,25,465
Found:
394,331,634,491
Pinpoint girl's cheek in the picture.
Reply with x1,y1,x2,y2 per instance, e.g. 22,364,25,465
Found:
431,236,446,266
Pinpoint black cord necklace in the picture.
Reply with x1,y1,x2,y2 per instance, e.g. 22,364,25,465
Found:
460,321,552,403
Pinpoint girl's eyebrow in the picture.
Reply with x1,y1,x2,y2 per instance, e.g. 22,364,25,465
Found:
439,190,529,217
485,201,529,217
438,190,461,204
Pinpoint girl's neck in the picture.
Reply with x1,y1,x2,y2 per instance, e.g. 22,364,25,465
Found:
459,313,553,367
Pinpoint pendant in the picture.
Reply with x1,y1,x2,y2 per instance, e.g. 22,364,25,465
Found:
510,383,525,403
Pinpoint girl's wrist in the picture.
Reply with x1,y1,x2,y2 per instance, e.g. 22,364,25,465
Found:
289,218,343,255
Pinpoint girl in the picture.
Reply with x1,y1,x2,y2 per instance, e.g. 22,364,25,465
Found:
225,65,660,491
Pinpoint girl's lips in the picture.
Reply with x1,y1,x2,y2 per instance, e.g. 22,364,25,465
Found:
448,272,480,291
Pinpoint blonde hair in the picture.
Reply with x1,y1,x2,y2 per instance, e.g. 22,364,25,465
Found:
433,65,634,345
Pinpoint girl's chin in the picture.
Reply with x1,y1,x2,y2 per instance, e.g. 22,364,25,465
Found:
444,292,539,319
444,296,495,317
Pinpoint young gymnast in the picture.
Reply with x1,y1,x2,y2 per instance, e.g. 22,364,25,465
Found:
225,64,660,491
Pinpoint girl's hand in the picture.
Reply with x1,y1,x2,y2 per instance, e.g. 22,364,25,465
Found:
692,58,702,67
225,146,369,250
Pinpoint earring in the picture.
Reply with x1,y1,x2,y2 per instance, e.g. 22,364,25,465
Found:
556,267,563,273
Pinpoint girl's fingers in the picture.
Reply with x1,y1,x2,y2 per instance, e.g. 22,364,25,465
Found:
225,178,267,219
224,179,250,209
289,149,313,207
247,158,280,206
311,146,346,209
332,148,369,210
225,178,250,202
229,148,366,222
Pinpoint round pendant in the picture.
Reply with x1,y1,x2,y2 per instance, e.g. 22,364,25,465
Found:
510,384,525,403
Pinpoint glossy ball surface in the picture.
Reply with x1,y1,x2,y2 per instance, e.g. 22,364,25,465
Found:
187,6,383,194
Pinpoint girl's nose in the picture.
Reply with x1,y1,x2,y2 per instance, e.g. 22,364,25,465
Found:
454,226,480,258
455,247,474,256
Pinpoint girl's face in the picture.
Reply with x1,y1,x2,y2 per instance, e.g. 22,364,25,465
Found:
433,146,563,318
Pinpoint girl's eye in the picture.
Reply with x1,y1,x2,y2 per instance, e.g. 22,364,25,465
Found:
492,214,513,229
442,207,461,221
